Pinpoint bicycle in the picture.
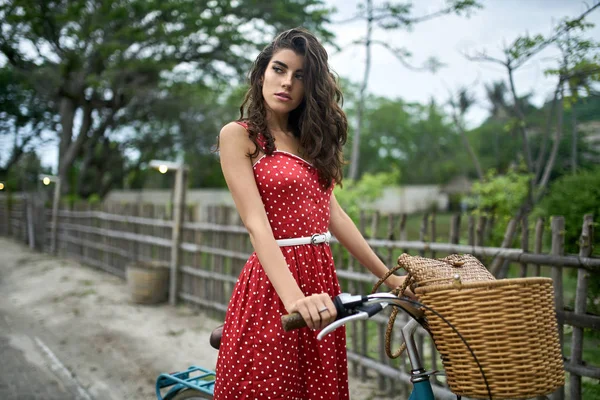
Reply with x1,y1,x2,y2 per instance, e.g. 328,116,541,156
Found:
155,291,490,400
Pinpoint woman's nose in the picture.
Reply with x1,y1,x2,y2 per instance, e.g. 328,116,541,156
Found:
282,74,292,88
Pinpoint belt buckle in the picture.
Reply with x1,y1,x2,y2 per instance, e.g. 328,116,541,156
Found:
310,233,324,245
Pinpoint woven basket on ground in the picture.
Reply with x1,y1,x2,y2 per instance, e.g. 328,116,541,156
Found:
396,254,565,399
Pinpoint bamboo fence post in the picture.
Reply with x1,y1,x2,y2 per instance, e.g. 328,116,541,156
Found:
449,213,461,245
467,214,475,247
417,214,428,357
27,195,35,249
169,167,187,306
429,212,438,382
474,215,484,247
569,214,593,400
520,214,529,277
50,178,61,255
400,214,408,254
491,218,518,278
551,216,565,400
419,213,429,257
533,218,544,277
430,212,437,259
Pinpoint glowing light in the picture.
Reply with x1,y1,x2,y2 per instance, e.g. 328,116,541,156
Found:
43,177,51,185
158,165,169,174
0,182,4,190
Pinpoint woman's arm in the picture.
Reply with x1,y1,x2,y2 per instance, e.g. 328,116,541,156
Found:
219,122,335,329
329,193,405,290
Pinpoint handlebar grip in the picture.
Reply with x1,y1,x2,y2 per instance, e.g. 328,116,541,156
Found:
281,312,307,331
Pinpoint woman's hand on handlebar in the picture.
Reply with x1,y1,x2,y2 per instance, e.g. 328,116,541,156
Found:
286,293,338,330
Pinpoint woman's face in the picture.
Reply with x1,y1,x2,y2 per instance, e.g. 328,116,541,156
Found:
261,48,305,116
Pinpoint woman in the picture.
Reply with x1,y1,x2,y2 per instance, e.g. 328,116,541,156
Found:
214,27,406,400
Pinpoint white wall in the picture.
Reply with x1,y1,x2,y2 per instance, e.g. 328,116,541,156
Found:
106,185,449,219
368,185,448,214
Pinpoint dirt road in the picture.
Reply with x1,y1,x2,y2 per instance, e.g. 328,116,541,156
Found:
0,238,390,399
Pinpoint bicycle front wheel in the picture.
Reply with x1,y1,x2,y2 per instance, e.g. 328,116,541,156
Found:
169,388,212,400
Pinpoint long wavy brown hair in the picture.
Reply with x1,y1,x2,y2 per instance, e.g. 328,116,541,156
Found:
240,27,348,188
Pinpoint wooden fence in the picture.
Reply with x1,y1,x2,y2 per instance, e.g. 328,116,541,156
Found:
1,194,599,400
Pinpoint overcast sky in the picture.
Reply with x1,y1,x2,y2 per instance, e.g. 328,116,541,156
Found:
2,0,600,172
324,0,600,125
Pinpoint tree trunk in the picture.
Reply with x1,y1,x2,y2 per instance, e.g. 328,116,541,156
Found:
571,105,577,174
453,114,484,180
58,97,77,194
507,66,534,174
536,85,564,203
348,0,373,180
534,82,561,183
58,102,93,195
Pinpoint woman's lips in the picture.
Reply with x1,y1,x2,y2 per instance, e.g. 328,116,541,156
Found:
275,93,291,101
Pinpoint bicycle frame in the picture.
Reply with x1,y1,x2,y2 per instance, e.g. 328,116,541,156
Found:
155,293,438,400
318,293,437,400
155,366,215,400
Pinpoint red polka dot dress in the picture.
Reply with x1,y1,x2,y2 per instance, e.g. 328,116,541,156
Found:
213,122,349,400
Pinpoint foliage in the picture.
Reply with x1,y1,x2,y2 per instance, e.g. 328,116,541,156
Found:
534,167,600,314
535,167,600,255
466,167,532,245
3,151,45,192
334,169,400,224
350,95,462,184
0,0,333,197
0,67,57,178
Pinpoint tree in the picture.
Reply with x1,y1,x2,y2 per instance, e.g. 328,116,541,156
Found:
465,2,600,274
354,95,462,184
0,0,333,197
448,86,484,180
338,0,482,180
0,67,57,180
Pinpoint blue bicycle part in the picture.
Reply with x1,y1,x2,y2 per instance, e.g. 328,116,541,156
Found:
409,377,435,400
155,366,215,400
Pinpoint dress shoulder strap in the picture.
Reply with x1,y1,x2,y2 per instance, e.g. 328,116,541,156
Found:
235,120,268,151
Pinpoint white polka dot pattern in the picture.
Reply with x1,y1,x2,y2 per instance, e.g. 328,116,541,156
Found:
213,122,349,400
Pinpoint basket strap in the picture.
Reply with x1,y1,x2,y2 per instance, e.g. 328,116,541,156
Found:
371,264,411,359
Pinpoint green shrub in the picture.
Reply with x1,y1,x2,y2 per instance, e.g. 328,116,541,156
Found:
535,167,600,315
466,167,532,246
535,167,600,255
334,169,400,225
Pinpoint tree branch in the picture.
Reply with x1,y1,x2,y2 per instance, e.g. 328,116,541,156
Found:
535,84,565,203
534,79,561,183
506,63,534,173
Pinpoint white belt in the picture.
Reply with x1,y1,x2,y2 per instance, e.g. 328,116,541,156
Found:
276,232,331,247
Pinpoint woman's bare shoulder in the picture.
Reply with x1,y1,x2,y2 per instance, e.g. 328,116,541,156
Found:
219,121,252,147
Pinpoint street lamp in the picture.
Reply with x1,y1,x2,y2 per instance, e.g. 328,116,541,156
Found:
39,174,61,255
0,182,5,190
149,159,188,306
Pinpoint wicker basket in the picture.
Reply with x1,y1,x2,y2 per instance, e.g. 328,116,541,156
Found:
415,277,565,399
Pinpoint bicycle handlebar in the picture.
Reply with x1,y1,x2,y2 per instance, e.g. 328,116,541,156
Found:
281,293,424,335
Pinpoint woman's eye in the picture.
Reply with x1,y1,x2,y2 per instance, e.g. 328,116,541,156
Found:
273,66,283,73
295,74,304,80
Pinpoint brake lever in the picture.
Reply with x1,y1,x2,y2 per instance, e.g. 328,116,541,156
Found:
317,300,390,341
317,311,369,340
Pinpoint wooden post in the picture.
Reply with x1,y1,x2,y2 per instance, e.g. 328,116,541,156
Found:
467,214,475,246
520,214,529,277
50,178,61,255
490,218,518,277
550,216,565,400
533,217,544,277
169,166,187,306
475,215,487,247
449,213,461,245
569,214,593,400
26,195,35,249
